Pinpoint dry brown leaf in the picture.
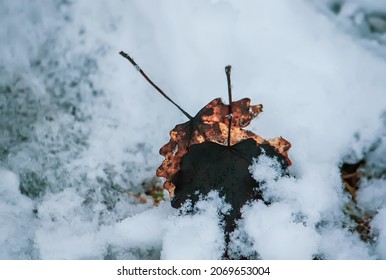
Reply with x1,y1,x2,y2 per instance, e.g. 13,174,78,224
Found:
156,97,291,198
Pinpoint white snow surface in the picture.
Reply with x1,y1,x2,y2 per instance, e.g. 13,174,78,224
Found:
1,0,386,259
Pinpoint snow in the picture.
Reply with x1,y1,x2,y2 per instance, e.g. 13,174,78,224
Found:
317,227,372,259
0,169,35,259
240,201,320,259
249,152,283,183
161,192,228,259
372,207,386,259
1,0,386,259
35,188,105,259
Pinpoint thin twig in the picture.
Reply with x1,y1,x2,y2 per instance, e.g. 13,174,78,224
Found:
225,65,232,147
126,191,148,204
119,51,193,120
342,172,359,180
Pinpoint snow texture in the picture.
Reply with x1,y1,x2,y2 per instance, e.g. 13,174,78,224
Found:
1,0,386,259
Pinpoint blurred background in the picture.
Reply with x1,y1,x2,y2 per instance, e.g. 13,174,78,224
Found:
0,0,386,259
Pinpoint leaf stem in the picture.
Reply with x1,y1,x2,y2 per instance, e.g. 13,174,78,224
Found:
119,51,193,120
225,65,232,147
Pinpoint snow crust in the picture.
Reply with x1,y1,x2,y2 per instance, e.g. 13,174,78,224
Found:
1,0,386,259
